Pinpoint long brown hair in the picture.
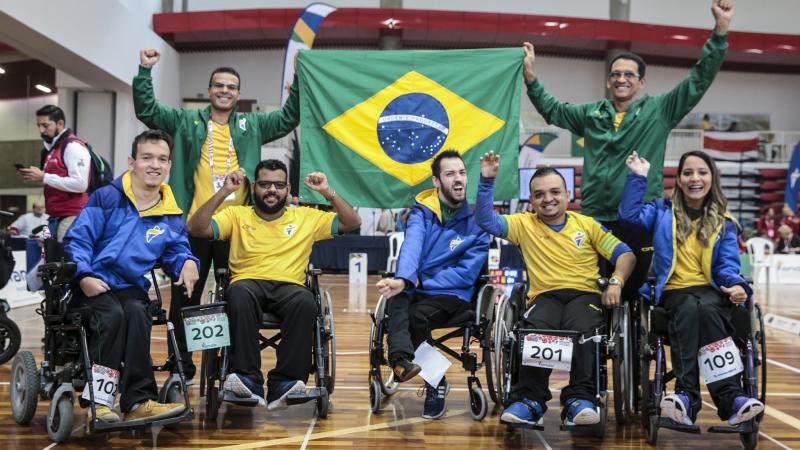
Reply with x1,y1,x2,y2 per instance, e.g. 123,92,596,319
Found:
672,151,727,246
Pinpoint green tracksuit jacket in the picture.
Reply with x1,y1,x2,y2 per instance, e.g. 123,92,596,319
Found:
527,32,728,221
133,66,300,214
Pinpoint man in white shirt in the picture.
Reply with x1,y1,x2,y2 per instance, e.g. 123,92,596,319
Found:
8,202,49,237
18,105,91,242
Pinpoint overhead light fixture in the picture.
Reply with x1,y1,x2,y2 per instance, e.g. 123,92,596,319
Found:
0,66,5,74
744,48,763,54
381,18,400,29
777,44,796,51
559,23,569,29
35,84,52,93
671,34,690,40
544,21,559,27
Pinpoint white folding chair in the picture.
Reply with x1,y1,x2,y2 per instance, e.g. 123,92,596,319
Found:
746,237,775,285
386,232,405,273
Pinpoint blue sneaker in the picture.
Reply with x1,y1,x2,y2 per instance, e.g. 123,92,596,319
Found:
421,378,449,419
266,380,306,411
223,373,265,406
564,398,600,425
500,398,544,426
660,392,693,425
728,396,764,426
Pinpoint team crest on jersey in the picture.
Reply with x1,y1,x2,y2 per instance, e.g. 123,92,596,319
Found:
572,231,585,248
449,236,464,251
284,223,297,237
146,225,166,243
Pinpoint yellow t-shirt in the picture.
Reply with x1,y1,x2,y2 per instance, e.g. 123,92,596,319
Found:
504,211,627,300
211,206,337,285
188,121,248,218
614,111,626,131
665,221,709,290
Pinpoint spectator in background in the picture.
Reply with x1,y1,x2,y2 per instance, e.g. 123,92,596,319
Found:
756,207,778,242
395,207,412,233
701,114,713,131
18,105,91,242
8,202,49,237
781,204,800,235
776,225,800,254
725,121,739,132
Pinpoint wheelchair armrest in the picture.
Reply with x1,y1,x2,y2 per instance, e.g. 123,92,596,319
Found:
378,271,395,278
39,261,77,282
307,268,323,276
214,268,229,282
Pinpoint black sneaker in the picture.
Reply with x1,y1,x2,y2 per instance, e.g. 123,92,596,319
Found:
422,378,449,419
392,359,422,382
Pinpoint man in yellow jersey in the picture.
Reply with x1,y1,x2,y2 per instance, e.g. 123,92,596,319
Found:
187,159,360,409
475,151,635,428
134,49,301,380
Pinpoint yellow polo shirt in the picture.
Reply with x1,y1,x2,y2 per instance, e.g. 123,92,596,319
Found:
188,121,248,218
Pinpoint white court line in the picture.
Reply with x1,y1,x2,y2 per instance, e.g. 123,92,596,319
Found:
701,400,791,450
299,412,318,450
767,358,800,375
42,443,57,450
534,430,553,450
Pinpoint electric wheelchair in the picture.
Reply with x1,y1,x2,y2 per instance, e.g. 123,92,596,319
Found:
636,279,766,450
9,259,193,443
0,228,21,365
200,266,335,419
367,274,498,420
492,278,635,437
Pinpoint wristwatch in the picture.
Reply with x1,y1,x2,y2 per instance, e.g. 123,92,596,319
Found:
608,275,625,288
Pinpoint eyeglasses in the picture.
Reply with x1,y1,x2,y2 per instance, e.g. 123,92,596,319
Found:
210,82,239,91
608,71,640,80
255,181,287,190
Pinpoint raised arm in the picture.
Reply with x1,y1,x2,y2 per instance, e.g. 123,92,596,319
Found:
303,172,361,233
256,76,301,143
618,152,659,233
475,151,508,238
186,168,246,238
133,49,182,132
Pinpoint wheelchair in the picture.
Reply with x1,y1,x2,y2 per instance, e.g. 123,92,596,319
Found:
367,275,498,420
9,260,193,443
0,228,21,365
200,266,335,419
492,279,634,437
636,280,766,450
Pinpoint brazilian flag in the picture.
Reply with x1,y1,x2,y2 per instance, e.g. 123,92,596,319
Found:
297,48,521,207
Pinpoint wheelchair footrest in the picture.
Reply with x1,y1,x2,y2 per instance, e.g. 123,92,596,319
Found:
708,420,757,434
286,387,327,405
560,422,603,432
659,417,701,434
90,407,194,432
221,390,263,407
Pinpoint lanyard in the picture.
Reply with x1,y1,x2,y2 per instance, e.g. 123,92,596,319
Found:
207,121,234,177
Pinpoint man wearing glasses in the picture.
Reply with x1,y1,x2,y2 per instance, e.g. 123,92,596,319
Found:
133,49,301,382
187,160,360,409
520,0,733,302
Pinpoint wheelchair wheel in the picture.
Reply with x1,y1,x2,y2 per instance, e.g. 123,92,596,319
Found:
493,294,517,406
203,349,222,421
0,315,21,365
741,431,758,450
476,285,499,405
611,302,633,425
317,390,330,419
638,301,655,431
468,385,488,421
754,303,767,407
158,377,184,404
369,379,382,413
47,394,74,443
323,291,336,395
10,351,39,424
370,296,398,396
646,414,659,445
594,404,608,438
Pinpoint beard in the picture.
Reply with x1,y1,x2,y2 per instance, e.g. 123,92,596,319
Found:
41,133,55,144
440,183,465,207
254,192,286,215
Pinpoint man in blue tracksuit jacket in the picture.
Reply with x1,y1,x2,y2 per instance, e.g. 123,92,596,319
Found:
376,150,490,419
64,130,199,423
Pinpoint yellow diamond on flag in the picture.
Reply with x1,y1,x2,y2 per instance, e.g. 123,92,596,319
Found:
322,71,506,186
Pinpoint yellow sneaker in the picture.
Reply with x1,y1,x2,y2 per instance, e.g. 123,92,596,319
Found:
94,405,121,423
125,400,184,421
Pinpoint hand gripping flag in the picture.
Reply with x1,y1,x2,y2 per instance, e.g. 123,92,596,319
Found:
297,48,521,207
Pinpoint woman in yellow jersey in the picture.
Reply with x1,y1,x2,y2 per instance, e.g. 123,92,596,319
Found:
619,150,763,427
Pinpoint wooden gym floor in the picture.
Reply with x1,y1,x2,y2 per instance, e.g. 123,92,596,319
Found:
1,274,799,449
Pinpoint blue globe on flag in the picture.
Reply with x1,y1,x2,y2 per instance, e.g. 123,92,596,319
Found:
377,93,450,164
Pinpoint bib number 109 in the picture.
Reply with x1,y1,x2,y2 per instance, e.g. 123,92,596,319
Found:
698,336,743,384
